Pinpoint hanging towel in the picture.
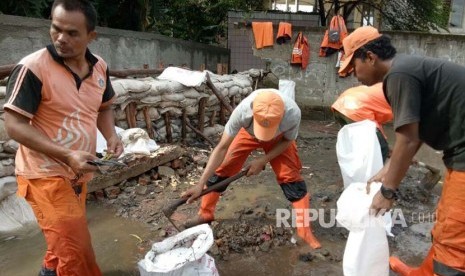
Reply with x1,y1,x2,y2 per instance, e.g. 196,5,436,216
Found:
252,22,274,49
276,22,292,44
291,32,309,70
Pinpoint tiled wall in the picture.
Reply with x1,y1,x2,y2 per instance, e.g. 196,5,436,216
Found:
227,11,320,72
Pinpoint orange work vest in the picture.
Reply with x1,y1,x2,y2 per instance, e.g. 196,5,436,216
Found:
291,32,309,70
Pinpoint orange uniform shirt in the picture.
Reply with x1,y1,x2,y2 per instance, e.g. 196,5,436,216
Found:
331,83,393,136
4,46,115,182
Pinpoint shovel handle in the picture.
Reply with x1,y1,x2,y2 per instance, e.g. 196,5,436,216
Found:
162,169,248,217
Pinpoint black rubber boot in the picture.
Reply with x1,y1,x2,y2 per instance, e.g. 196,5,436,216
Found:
38,267,56,276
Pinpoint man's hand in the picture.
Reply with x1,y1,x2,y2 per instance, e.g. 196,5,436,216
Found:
106,135,123,157
246,157,267,176
65,150,99,175
369,190,394,217
181,185,204,204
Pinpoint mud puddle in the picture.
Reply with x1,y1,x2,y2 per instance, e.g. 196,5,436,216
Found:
0,120,443,275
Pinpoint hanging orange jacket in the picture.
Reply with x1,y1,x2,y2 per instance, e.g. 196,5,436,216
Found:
291,32,309,70
319,15,348,57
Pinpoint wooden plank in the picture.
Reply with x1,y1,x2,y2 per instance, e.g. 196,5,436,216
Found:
186,120,215,146
205,72,233,113
163,112,173,143
87,145,185,193
198,97,207,133
143,107,155,139
219,104,226,125
125,102,137,128
209,110,217,127
181,109,187,142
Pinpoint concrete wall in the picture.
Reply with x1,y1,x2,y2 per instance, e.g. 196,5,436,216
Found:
227,12,465,118
0,14,229,72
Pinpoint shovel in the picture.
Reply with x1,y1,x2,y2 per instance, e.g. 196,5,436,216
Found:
162,168,248,231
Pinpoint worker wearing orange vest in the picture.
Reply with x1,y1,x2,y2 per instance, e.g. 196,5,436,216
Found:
332,83,393,162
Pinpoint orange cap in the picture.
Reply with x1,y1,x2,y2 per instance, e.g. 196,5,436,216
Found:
338,26,382,75
252,91,285,141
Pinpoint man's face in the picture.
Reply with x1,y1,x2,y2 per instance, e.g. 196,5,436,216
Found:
50,5,96,60
352,51,386,86
353,57,379,86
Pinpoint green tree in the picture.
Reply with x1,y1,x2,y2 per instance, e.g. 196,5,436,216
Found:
0,0,52,18
315,0,450,32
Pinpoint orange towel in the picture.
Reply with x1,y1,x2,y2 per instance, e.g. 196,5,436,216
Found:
277,22,292,44
252,22,274,49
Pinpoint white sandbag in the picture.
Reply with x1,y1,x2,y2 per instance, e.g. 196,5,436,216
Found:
141,96,162,104
336,120,383,188
138,224,218,276
96,126,125,154
157,101,181,108
157,67,207,87
228,86,241,96
0,86,6,99
119,128,160,157
203,125,225,137
0,176,17,202
114,108,127,120
113,79,151,93
0,193,38,240
185,106,198,115
278,80,296,100
179,98,198,108
136,108,160,121
336,182,391,276
182,88,201,99
162,93,185,102
159,107,182,117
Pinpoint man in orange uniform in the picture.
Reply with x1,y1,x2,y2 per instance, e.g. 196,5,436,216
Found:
4,1,123,275
331,83,393,162
182,89,321,249
339,26,465,275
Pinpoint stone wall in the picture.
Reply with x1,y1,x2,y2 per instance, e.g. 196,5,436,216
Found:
0,14,229,72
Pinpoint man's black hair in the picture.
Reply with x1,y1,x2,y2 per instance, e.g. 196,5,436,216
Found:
51,0,97,32
353,35,397,61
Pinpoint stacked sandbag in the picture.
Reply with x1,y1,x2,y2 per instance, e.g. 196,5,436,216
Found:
112,70,255,143
0,69,256,144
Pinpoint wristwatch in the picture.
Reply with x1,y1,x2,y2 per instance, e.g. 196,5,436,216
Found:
380,185,399,200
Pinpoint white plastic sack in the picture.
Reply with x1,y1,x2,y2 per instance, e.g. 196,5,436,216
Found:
336,120,383,188
119,128,160,157
336,182,391,276
0,180,38,240
96,126,125,154
278,80,295,100
138,224,218,276
158,67,207,87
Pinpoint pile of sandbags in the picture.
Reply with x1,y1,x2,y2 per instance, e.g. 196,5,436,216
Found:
111,69,255,143
0,69,256,144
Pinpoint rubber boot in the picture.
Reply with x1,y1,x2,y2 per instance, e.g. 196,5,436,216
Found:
291,193,322,249
390,248,434,275
38,267,56,276
183,192,220,229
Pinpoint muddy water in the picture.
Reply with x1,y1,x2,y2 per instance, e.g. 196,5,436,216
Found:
0,204,153,276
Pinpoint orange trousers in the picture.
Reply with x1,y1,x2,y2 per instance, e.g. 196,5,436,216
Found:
216,128,303,183
430,169,465,274
17,176,101,276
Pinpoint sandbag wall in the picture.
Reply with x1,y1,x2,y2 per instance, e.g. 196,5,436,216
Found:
0,69,258,183
111,70,257,144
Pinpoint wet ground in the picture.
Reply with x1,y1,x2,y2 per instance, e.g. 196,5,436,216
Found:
0,120,443,275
